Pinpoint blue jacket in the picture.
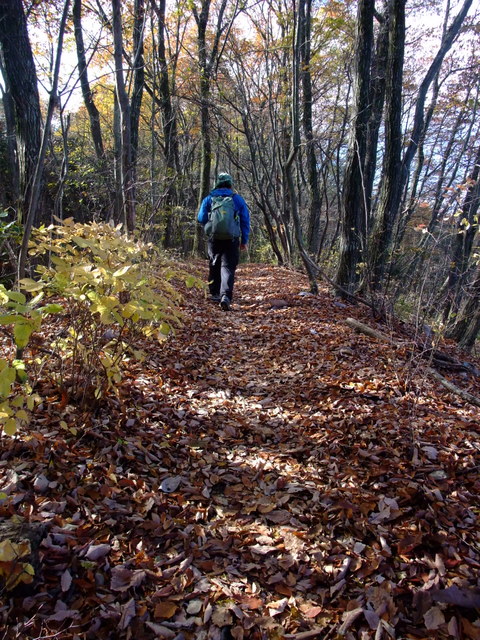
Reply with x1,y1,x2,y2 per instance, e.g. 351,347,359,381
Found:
197,188,250,245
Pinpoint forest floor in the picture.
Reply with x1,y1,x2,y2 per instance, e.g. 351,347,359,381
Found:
1,262,480,640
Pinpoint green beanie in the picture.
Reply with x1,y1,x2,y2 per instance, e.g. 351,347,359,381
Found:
215,173,233,189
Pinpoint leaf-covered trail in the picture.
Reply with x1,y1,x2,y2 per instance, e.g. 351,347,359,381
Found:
2,262,480,639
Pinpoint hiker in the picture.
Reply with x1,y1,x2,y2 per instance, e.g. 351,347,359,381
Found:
197,173,250,311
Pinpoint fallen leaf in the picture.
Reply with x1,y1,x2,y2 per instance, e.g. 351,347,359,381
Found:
212,606,233,627
61,569,72,592
160,476,182,493
110,567,146,591
186,599,203,615
364,609,380,630
84,543,111,561
432,585,480,609
145,622,176,638
0,539,30,562
240,596,263,610
33,474,49,493
47,609,80,622
250,544,277,555
337,607,363,634
0,561,35,590
154,601,178,619
461,618,480,640
265,509,291,524
422,445,438,460
267,597,288,616
119,598,136,630
424,606,446,630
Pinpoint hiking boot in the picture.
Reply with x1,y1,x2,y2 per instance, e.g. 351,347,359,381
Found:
210,294,221,302
220,295,231,311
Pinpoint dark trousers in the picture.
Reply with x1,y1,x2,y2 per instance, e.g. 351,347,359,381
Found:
207,238,240,300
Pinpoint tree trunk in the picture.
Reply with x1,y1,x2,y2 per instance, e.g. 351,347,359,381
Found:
395,0,473,249
113,93,123,224
0,56,19,205
0,0,41,222
443,142,480,320
240,109,289,264
153,0,180,174
399,87,479,287
191,0,236,255
130,0,145,223
335,0,374,296
192,0,213,255
53,111,71,221
152,0,180,247
400,0,473,190
17,0,71,281
370,0,473,289
112,0,135,233
284,0,317,294
73,0,105,162
446,265,480,351
300,0,322,256
368,0,405,291
363,4,388,227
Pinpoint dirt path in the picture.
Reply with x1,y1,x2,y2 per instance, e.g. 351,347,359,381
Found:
1,262,480,639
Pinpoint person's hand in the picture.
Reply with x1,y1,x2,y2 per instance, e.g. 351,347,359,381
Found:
240,244,248,251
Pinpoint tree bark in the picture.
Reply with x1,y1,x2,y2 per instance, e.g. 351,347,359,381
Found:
112,0,135,233
152,0,180,247
17,0,71,281
400,0,473,189
113,94,123,224
130,0,146,220
0,55,19,205
284,0,317,294
0,0,41,221
192,0,213,255
368,0,406,290
191,0,238,255
131,0,145,164
300,0,322,256
193,0,216,206
73,0,105,162
369,0,473,289
446,265,480,351
363,4,388,227
443,143,480,321
335,0,374,296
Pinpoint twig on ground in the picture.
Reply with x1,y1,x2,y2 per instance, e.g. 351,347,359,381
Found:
284,627,336,639
426,367,480,407
344,317,480,407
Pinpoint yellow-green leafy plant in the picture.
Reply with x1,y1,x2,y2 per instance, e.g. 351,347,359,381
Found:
0,284,63,358
0,285,59,435
26,219,201,402
0,358,41,436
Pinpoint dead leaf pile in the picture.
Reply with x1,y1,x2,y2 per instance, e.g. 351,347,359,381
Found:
0,262,479,639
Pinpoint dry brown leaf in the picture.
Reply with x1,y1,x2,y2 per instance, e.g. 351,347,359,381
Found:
154,601,178,619
424,606,446,630
110,567,146,592
211,605,233,627
432,585,480,608
240,596,263,610
61,569,72,592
